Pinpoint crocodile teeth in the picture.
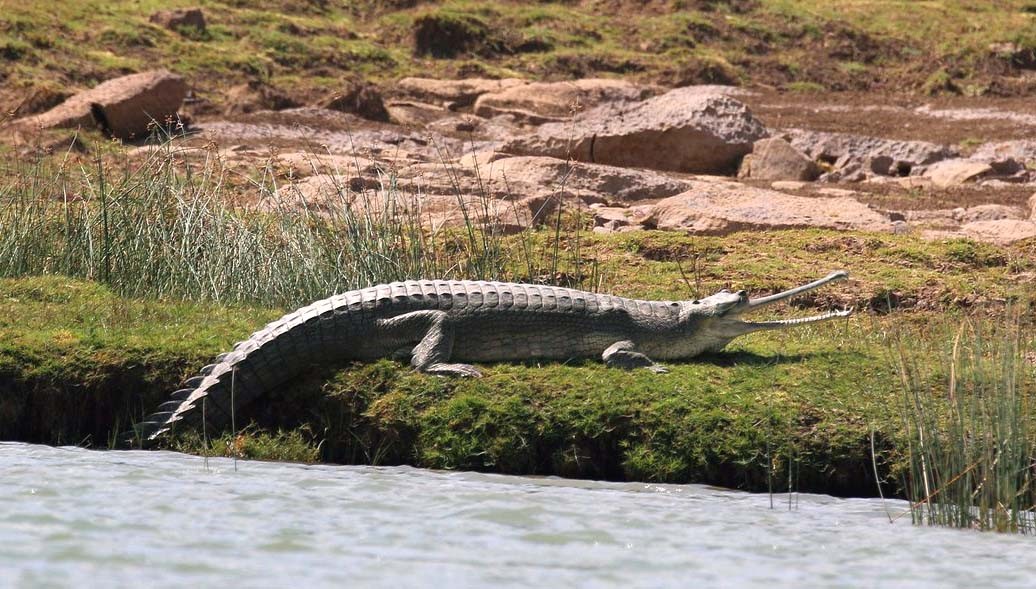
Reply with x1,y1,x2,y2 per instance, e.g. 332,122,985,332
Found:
756,308,853,326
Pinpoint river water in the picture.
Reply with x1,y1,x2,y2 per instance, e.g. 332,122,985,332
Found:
1,442,1033,588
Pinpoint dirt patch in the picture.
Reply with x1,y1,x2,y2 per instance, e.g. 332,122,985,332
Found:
739,177,1034,213
746,90,1036,145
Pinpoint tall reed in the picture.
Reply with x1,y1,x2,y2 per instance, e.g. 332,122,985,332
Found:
0,142,587,307
892,312,1036,533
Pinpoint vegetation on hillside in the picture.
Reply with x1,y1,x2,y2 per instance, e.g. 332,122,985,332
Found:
4,0,1036,117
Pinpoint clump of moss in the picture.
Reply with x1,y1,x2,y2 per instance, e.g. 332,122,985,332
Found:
922,68,961,95
412,11,493,58
943,239,1008,268
173,427,321,463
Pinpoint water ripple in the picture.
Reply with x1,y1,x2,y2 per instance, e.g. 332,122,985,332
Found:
1,442,1034,588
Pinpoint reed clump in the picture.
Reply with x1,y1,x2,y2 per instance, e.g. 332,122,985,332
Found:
893,312,1036,533
0,141,587,308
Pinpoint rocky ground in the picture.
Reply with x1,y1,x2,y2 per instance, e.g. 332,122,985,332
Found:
9,69,1036,246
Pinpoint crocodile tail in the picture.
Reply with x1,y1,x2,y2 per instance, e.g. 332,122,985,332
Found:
130,297,340,447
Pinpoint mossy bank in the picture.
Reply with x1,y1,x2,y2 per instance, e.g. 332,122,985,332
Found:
3,228,1033,497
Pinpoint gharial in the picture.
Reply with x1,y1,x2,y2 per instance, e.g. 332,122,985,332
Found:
134,271,852,444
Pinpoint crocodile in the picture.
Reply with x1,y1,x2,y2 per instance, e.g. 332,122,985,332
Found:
134,271,852,444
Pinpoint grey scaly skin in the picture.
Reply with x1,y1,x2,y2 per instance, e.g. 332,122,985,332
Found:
133,271,852,444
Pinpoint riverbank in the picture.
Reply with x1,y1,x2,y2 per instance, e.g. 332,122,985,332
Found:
3,0,1036,508
3,226,1032,497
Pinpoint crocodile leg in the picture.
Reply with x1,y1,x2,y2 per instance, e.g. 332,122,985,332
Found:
377,311,482,377
602,340,669,373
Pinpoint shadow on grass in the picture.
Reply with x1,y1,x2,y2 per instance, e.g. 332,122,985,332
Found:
695,349,868,367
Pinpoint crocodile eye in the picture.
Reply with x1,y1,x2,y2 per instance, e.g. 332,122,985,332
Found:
692,300,700,304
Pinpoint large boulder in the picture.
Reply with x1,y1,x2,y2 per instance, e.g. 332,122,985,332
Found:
472,78,658,121
12,70,187,140
500,86,768,174
739,137,820,181
76,70,187,139
647,178,896,235
396,77,527,108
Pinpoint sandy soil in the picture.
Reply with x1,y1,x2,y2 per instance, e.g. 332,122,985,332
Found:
746,90,1036,146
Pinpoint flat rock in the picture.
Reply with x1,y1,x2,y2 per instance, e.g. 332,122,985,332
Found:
403,155,691,204
425,113,522,141
192,107,468,165
971,140,1036,163
501,87,767,174
472,156,691,203
12,70,187,140
961,219,1036,245
894,177,934,189
815,187,859,197
275,154,690,233
739,137,819,181
787,129,956,177
473,78,657,121
396,77,527,108
924,159,993,188
591,204,653,233
274,153,380,179
384,100,449,128
456,149,509,169
770,180,808,191
648,179,895,235
901,209,960,227
275,173,360,211
278,172,556,234
957,204,1024,224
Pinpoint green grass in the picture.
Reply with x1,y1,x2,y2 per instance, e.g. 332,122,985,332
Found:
6,269,1028,497
0,141,570,307
0,273,898,494
2,208,1033,497
26,141,1031,311
171,427,321,462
